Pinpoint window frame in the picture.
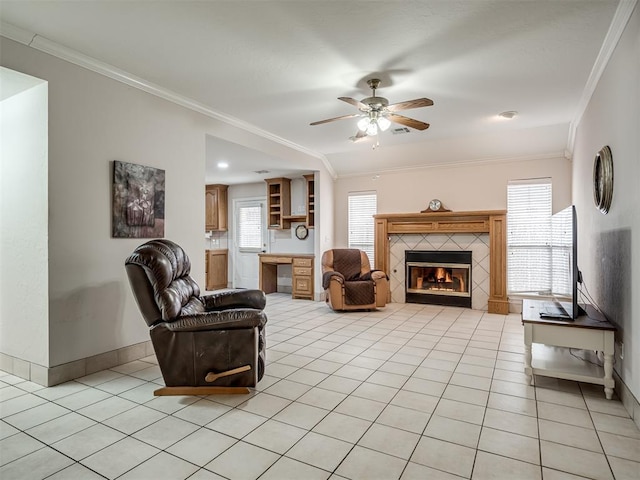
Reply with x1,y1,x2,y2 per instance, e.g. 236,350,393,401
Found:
507,178,553,295
347,191,377,261
235,201,265,253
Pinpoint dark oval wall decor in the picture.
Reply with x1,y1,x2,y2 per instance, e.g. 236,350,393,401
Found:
593,145,613,214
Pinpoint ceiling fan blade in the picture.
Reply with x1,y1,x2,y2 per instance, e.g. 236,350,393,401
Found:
386,98,434,112
338,97,369,110
310,113,361,126
388,113,430,130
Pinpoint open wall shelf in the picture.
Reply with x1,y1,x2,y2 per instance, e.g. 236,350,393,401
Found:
265,177,291,229
266,175,315,230
304,174,315,228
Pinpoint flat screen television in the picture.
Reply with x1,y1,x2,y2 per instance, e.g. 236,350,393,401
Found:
539,205,585,320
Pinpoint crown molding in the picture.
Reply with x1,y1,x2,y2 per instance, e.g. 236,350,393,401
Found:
337,151,567,180
0,21,337,180
567,0,638,154
0,21,35,45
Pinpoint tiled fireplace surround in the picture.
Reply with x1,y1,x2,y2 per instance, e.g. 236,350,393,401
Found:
389,232,490,310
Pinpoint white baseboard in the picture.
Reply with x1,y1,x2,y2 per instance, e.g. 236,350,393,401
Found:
0,340,154,387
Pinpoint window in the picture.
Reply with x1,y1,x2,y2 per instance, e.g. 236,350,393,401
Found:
507,179,552,294
348,191,376,261
236,202,263,252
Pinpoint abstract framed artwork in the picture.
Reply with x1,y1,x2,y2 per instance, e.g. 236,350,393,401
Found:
112,160,165,238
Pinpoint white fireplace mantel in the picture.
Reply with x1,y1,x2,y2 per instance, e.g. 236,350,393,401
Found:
373,210,509,314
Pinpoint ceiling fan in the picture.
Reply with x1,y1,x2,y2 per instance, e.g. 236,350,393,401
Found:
310,78,433,140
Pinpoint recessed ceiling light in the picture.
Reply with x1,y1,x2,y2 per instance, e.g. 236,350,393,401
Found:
254,170,270,174
217,161,229,169
498,111,518,119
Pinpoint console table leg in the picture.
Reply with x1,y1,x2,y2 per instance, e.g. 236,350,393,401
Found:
523,324,533,385
604,353,614,400
524,344,534,385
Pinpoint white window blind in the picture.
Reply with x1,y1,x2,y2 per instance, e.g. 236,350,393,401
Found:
348,191,376,261
551,206,572,297
237,203,263,251
507,179,552,294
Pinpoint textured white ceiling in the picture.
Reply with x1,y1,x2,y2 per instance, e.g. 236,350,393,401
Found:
0,1,620,182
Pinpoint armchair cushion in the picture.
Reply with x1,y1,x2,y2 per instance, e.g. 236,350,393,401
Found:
332,249,363,281
344,280,375,305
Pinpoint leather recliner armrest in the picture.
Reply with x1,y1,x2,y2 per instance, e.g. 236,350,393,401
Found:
201,289,266,311
322,271,345,289
370,270,388,281
159,309,267,332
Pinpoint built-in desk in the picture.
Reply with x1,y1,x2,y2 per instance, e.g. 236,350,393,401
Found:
522,299,617,399
259,253,314,300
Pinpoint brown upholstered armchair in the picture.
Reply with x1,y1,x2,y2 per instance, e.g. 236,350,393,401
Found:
322,249,389,311
125,239,267,395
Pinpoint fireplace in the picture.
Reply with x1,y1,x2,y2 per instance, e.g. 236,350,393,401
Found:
405,251,472,308
374,210,508,313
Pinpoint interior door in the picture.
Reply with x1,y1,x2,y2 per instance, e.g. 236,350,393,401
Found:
233,198,267,289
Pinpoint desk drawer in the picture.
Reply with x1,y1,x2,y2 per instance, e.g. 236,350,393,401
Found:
293,257,312,267
294,267,312,276
532,324,606,350
275,257,292,264
294,277,312,294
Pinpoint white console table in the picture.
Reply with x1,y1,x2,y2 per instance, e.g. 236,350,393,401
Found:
522,299,616,399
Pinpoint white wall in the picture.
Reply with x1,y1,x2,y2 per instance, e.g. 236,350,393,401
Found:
0,68,49,366
572,4,639,401
334,156,573,248
0,37,330,368
313,169,334,298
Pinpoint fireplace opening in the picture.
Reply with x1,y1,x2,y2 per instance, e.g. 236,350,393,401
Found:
405,251,472,308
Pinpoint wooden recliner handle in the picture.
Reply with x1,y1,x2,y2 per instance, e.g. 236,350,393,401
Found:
205,365,252,383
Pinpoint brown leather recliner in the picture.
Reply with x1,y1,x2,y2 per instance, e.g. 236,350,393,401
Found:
322,249,389,311
125,239,267,393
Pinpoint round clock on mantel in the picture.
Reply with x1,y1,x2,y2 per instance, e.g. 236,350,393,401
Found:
295,224,309,240
421,199,451,213
593,145,613,214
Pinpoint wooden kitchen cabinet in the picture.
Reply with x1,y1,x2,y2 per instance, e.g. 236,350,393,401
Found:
205,184,228,231
265,177,292,229
205,249,228,290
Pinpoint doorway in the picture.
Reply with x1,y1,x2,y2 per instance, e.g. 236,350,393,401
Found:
232,197,267,289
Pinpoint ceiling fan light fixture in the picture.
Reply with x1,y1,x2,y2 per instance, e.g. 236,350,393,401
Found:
366,122,378,136
357,117,370,132
377,116,391,131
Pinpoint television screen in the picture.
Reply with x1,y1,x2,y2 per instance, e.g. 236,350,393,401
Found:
549,205,582,319
551,206,573,297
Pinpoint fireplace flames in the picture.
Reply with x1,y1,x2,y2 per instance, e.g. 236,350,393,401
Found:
414,267,466,293
431,267,452,283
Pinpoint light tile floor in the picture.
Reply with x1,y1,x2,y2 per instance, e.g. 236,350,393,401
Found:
1,293,639,479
